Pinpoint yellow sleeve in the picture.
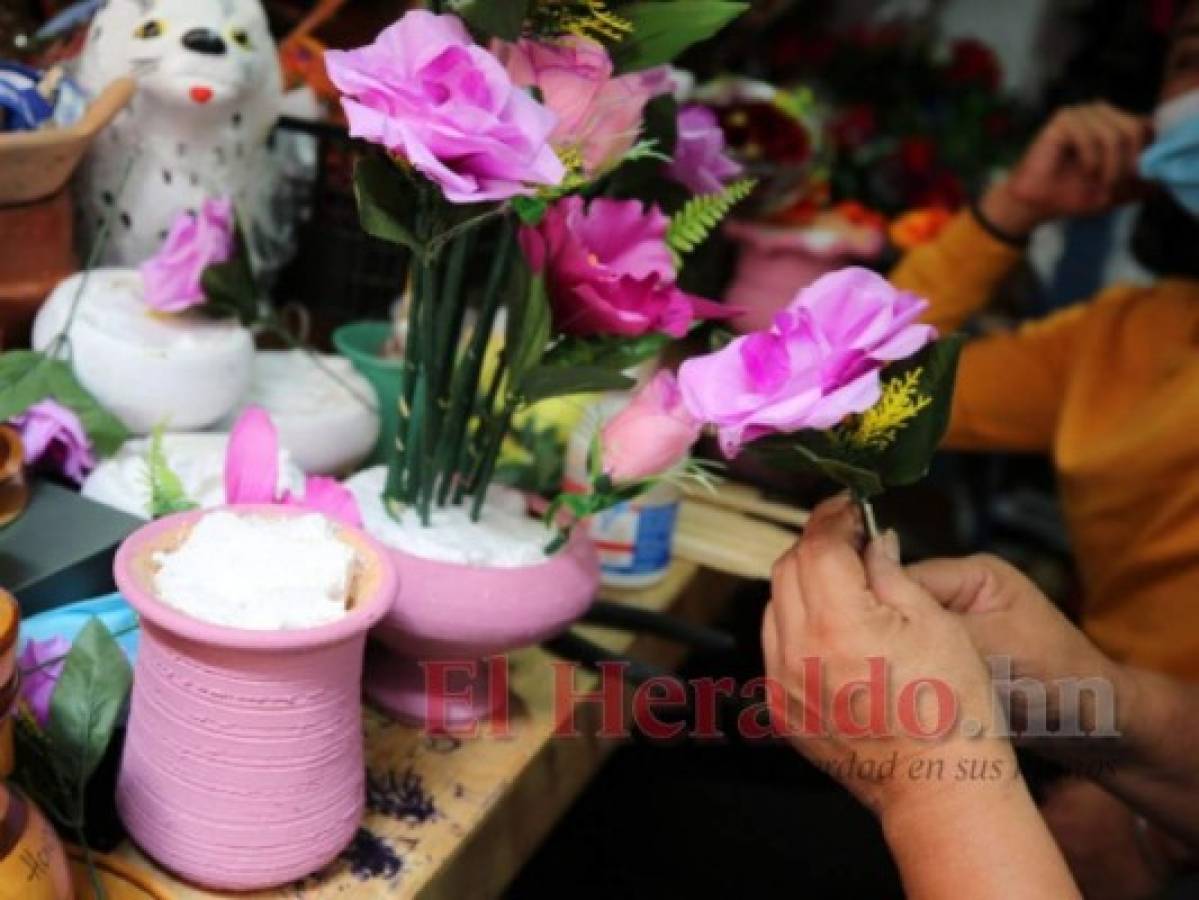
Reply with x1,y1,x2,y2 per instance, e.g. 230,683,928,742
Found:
945,302,1092,453
891,210,1023,333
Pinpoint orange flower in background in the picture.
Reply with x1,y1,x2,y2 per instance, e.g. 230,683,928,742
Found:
889,207,953,251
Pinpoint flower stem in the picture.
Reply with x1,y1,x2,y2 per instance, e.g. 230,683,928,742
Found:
438,221,515,505
859,496,881,542
469,397,517,522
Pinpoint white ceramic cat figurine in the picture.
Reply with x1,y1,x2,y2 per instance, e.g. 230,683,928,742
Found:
74,0,289,273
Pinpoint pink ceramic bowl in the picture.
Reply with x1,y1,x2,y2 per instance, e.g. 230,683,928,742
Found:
366,524,600,727
113,505,397,892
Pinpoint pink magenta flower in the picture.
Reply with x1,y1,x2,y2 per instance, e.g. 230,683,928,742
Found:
664,104,743,195
495,36,667,176
225,407,362,528
18,636,71,726
600,371,701,484
140,198,234,313
520,195,728,338
678,268,936,457
9,398,95,484
326,12,565,204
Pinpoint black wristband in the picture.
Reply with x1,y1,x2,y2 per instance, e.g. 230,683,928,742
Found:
970,198,1031,249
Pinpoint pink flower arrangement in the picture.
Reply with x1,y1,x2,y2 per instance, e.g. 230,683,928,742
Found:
17,635,71,726
664,104,743,195
495,35,667,176
326,11,565,204
10,398,95,484
520,196,727,338
225,407,362,528
140,198,235,313
678,268,936,456
600,371,701,484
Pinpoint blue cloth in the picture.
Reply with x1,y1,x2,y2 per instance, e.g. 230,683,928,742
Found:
0,63,54,132
1141,117,1199,216
18,593,140,662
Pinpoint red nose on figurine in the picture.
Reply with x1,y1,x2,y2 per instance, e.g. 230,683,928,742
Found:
189,85,214,104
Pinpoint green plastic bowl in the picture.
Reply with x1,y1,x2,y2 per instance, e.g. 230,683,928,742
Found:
333,321,402,465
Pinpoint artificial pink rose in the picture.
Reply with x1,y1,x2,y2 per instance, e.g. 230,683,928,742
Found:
140,198,234,313
520,195,728,338
9,398,95,484
678,268,936,457
17,636,71,726
495,36,667,175
327,12,564,204
225,407,362,528
664,104,743,195
600,371,701,484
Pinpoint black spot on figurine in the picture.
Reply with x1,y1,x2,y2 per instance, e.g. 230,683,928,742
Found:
158,230,168,241
101,191,114,206
232,112,242,128
120,212,132,230
162,169,172,184
177,142,187,157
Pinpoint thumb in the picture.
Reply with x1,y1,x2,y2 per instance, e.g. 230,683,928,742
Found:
863,530,939,617
905,557,1006,615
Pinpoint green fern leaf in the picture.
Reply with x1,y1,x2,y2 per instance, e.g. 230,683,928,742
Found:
667,178,757,267
148,427,198,519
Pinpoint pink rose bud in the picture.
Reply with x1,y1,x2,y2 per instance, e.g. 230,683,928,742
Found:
140,197,234,313
600,371,701,484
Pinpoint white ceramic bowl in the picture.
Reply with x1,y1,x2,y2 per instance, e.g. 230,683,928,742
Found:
224,351,379,475
32,268,254,434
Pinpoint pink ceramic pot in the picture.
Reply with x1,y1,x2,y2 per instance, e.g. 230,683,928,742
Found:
724,219,885,333
366,525,600,727
113,506,398,892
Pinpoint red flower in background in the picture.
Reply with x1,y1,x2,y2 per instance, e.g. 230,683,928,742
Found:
948,39,1001,90
830,103,877,150
899,136,936,176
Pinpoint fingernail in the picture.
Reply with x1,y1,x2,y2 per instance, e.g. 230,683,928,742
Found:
881,529,901,562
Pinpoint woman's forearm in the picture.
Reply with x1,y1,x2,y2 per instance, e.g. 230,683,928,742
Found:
1098,666,1199,847
882,772,1080,900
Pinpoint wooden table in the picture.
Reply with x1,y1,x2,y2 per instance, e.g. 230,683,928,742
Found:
115,559,745,899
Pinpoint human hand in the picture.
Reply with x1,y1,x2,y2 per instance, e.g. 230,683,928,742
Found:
905,553,1129,756
980,102,1152,238
761,496,1014,818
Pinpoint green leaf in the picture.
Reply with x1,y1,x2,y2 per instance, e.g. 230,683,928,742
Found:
43,361,129,457
519,365,634,404
0,351,52,422
198,222,259,325
543,332,672,371
353,154,421,251
513,195,548,227
0,352,129,457
753,433,884,499
876,336,964,487
46,619,133,793
148,426,198,518
613,1,748,71
505,271,551,383
448,0,528,41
